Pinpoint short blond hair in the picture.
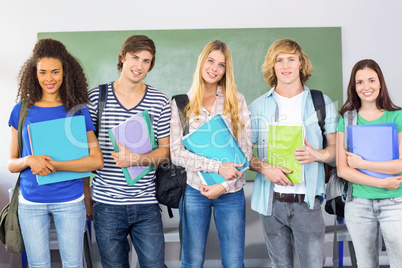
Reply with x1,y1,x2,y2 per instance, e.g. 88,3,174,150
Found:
262,39,312,87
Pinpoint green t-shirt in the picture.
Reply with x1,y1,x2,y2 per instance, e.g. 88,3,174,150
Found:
337,110,402,199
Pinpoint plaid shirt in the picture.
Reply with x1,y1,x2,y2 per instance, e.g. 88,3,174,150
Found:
170,86,252,192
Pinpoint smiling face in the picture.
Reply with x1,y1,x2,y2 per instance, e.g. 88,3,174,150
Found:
120,50,153,84
274,52,302,88
201,50,226,87
36,57,63,96
355,67,381,104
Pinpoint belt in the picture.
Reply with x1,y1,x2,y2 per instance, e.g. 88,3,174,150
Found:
273,192,305,203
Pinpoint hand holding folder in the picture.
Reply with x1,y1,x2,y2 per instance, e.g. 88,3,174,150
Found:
28,115,92,185
108,110,157,186
182,114,250,186
347,123,399,179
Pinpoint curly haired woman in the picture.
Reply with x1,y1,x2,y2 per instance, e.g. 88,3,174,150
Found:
7,38,103,268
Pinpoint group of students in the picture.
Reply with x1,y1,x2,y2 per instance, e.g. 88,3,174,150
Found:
7,34,402,268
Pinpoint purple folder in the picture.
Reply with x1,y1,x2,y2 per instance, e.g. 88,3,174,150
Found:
347,123,399,179
108,110,156,186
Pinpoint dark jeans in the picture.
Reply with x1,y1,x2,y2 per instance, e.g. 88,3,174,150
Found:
93,201,166,268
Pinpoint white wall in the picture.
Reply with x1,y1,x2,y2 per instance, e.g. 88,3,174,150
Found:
1,0,401,265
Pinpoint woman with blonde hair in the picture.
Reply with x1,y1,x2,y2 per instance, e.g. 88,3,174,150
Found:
170,40,252,267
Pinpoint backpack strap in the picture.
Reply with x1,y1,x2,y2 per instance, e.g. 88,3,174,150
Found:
18,102,29,158
13,102,29,202
310,89,326,144
97,84,108,138
171,94,189,259
344,110,357,201
172,94,189,136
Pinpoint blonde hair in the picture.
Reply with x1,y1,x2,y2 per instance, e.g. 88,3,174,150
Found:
185,40,244,139
262,39,312,87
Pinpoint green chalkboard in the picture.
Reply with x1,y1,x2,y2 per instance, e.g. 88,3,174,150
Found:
38,28,342,181
38,27,342,106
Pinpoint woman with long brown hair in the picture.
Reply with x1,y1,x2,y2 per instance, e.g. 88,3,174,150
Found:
337,59,402,267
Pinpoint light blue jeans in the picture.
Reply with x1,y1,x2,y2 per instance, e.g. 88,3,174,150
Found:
18,200,86,268
345,196,402,268
180,185,246,268
260,198,325,268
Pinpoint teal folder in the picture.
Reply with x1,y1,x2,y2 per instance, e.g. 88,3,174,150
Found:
108,110,157,186
182,114,250,185
28,116,92,185
347,123,399,178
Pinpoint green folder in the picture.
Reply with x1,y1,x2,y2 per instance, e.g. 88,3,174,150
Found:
108,110,157,186
268,124,303,184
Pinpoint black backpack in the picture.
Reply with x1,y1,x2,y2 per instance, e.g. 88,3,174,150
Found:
310,89,335,184
155,94,189,218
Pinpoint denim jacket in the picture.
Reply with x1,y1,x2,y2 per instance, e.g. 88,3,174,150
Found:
249,85,338,216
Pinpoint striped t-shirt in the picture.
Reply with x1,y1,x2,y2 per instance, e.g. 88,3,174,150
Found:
88,82,171,205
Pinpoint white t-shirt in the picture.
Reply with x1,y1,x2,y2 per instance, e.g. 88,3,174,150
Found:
272,90,306,194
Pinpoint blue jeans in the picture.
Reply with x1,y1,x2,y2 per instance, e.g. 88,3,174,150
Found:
180,185,246,268
18,200,86,268
345,197,402,268
93,202,166,268
260,198,325,268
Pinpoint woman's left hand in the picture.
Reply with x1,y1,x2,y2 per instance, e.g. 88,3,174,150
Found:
346,152,364,169
200,184,226,199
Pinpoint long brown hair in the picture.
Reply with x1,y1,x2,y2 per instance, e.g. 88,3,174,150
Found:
17,38,88,111
340,59,401,116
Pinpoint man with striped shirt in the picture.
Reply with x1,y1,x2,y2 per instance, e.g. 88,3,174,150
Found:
88,35,170,268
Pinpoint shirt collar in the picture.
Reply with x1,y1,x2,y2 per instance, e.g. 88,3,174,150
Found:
188,84,223,98
265,84,310,98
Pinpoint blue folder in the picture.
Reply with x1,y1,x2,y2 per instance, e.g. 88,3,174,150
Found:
182,114,250,185
347,123,399,179
28,115,92,185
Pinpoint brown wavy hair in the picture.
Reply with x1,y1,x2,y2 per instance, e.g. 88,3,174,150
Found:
261,39,312,87
16,38,89,111
117,35,156,73
340,59,401,116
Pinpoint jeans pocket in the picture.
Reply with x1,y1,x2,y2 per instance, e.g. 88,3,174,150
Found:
93,201,100,208
302,197,321,210
391,196,402,203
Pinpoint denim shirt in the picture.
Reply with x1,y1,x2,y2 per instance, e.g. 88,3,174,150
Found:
248,85,338,216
